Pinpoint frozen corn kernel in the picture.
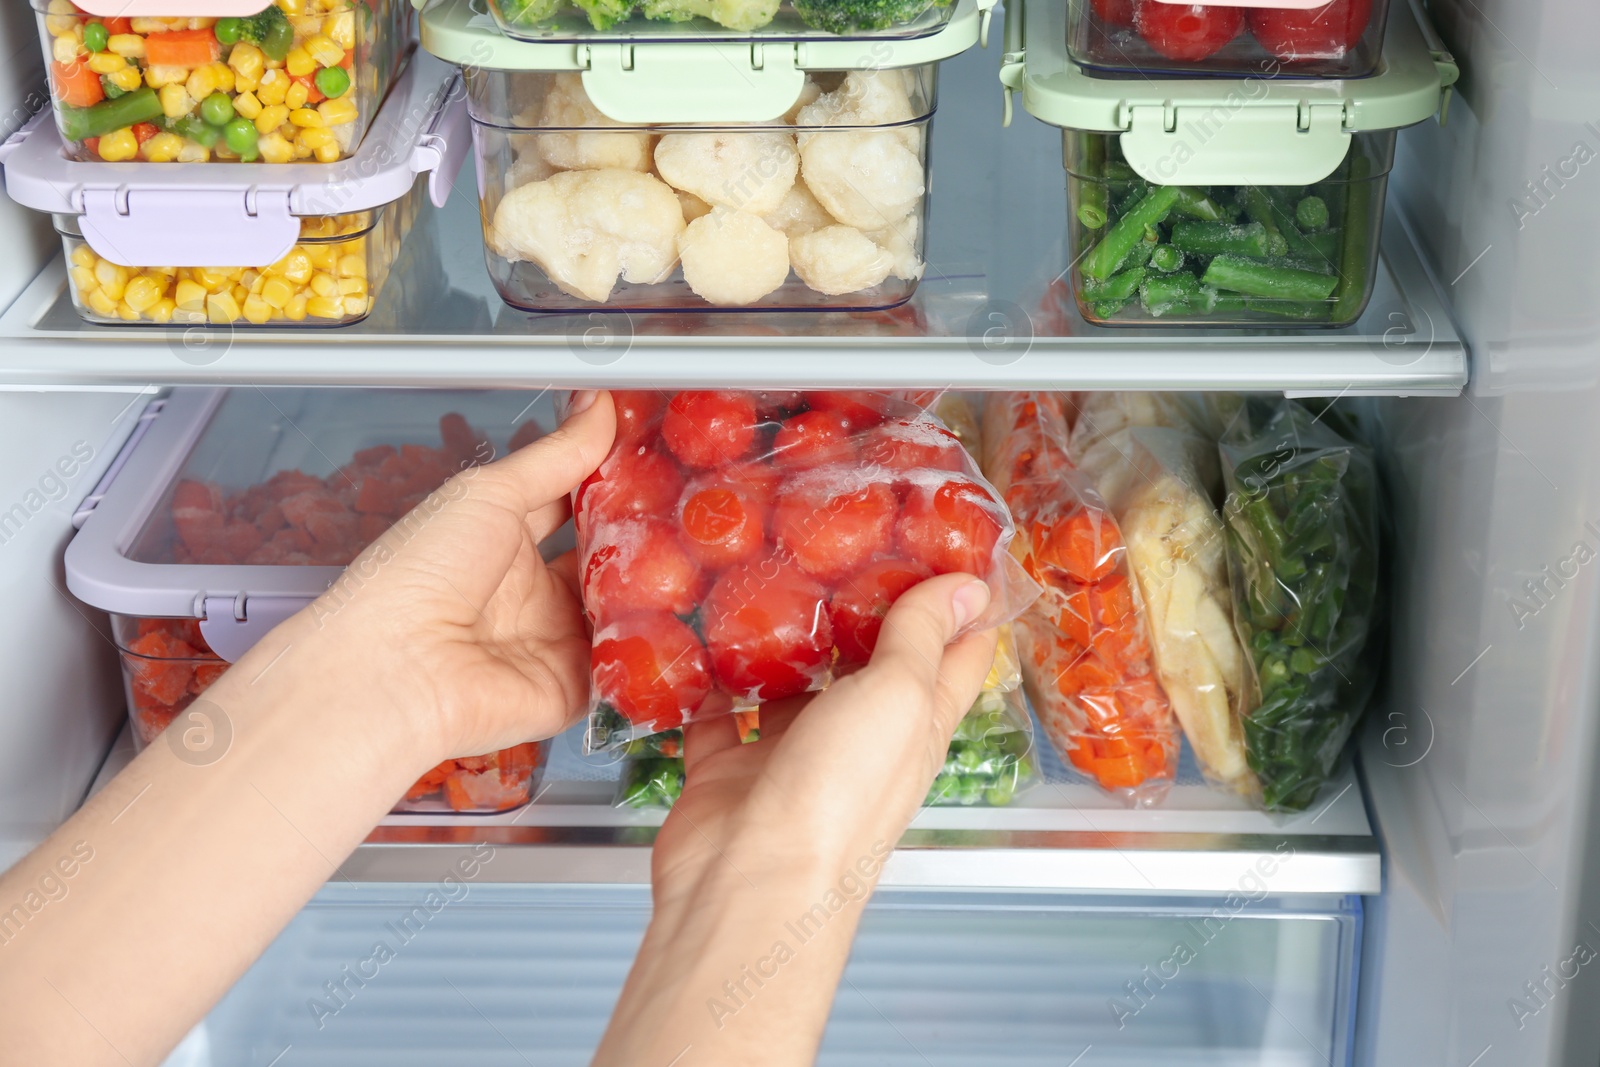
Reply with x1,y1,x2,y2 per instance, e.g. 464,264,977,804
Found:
69,265,98,293
261,277,294,309
185,65,217,103
317,98,358,128
255,104,290,135
70,245,98,271
191,267,233,293
342,296,370,317
107,34,145,59
149,299,177,325
285,81,309,111
106,66,143,93
338,276,368,297
289,108,324,128
176,142,211,163
122,276,163,313
142,132,185,163
229,43,264,81
285,48,316,78
144,64,188,89
306,295,345,319
284,293,309,321
93,260,129,300
207,292,242,325
310,272,338,298
87,52,126,75
52,34,80,65
313,140,341,164
232,91,263,120
86,288,117,318
257,69,289,106
117,302,142,322
297,126,337,152
257,133,294,165
159,84,194,120
305,35,345,69
243,295,274,325
278,250,314,284
336,254,367,278
327,12,356,49
97,128,139,162
174,279,207,310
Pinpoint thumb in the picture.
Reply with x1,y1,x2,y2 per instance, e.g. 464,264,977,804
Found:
868,573,993,689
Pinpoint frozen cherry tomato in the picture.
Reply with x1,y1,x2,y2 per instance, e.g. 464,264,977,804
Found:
679,481,769,570
1248,0,1372,61
704,555,832,702
722,459,785,496
775,478,897,583
830,559,933,665
771,410,859,469
583,520,707,623
576,445,686,531
858,418,967,473
1132,1,1243,60
753,390,805,419
803,391,887,430
1091,0,1135,26
896,476,1004,577
592,613,711,728
663,391,760,469
610,390,666,447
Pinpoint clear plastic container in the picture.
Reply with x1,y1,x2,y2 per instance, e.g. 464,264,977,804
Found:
53,182,423,326
33,0,412,164
486,0,956,40
1066,0,1390,79
469,68,934,312
1065,130,1394,327
112,615,547,813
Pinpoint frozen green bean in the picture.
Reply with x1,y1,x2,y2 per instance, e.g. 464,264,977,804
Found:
1082,185,1181,281
1202,255,1341,301
1171,220,1274,258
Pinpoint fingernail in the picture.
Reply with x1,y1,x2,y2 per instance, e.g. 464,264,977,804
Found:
568,390,598,416
951,580,991,631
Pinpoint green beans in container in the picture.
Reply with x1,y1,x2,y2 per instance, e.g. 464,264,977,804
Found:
1065,132,1395,327
1219,398,1381,813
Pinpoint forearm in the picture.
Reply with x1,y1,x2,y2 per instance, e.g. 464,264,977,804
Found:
596,841,892,1066
0,619,433,1067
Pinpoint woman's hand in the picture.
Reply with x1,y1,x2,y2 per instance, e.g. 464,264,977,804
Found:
270,390,616,764
595,573,998,1067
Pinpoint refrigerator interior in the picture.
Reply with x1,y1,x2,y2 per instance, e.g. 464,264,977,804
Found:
1,0,1597,1064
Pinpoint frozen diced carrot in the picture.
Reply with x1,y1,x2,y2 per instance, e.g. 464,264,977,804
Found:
442,774,475,812
357,514,390,543
172,507,224,556
353,478,400,515
439,413,485,464
219,521,265,562
171,479,222,512
191,662,227,694
353,444,397,466
303,509,357,549
267,470,326,500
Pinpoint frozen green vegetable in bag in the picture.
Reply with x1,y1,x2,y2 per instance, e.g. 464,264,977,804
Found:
925,688,1037,807
618,757,685,809
1219,399,1381,813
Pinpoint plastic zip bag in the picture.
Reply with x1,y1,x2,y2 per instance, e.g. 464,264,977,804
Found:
579,390,1038,749
925,687,1038,806
1074,424,1258,798
1218,398,1381,812
981,392,1180,806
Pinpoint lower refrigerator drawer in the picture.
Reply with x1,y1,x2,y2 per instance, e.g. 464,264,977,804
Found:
171,885,1361,1067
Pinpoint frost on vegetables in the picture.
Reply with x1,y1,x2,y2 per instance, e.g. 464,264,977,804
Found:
981,392,1179,804
38,0,408,163
580,390,1036,749
1218,398,1381,813
483,70,927,308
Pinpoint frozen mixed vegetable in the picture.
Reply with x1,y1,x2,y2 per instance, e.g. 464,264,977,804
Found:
119,618,543,812
925,688,1037,806
582,389,1033,748
618,757,685,808
485,71,927,308
982,392,1179,804
492,0,949,35
38,0,408,163
1219,398,1381,812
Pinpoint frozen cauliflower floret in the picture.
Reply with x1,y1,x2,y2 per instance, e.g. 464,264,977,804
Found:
790,224,893,296
654,131,798,216
797,70,921,151
800,130,924,231
763,181,834,238
490,169,686,304
679,208,790,306
866,211,923,282
505,137,557,195
677,190,713,222
784,79,824,125
535,74,652,173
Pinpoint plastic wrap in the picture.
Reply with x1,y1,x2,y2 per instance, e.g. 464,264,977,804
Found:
1076,424,1258,798
925,687,1038,806
981,392,1179,805
580,390,1036,749
1219,398,1381,812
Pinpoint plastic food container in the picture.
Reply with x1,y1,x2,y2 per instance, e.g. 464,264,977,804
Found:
1066,0,1391,79
1065,132,1394,326
67,387,558,814
1001,0,1455,327
482,0,967,40
421,0,985,312
0,53,467,328
33,0,413,164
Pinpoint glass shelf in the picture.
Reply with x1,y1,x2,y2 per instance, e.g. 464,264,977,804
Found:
0,36,1464,396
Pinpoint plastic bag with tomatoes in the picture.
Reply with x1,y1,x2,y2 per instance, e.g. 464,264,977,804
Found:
576,389,1040,749
980,392,1181,806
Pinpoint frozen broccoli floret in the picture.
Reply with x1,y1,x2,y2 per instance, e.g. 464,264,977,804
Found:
572,0,637,29
792,0,941,34
497,0,567,23
239,6,294,62
639,0,779,30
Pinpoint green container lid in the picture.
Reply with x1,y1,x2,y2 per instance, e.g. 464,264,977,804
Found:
999,0,1459,185
421,0,990,125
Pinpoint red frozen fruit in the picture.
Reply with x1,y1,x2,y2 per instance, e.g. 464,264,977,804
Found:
1132,1,1243,60
802,391,886,430
723,460,784,496
662,391,760,469
592,613,712,728
582,520,707,623
830,559,934,665
610,390,667,447
897,476,1005,577
679,482,769,570
771,410,859,469
775,478,897,583
753,390,805,419
576,445,686,531
859,418,967,473
1248,0,1372,61
1091,0,1135,26
704,556,832,702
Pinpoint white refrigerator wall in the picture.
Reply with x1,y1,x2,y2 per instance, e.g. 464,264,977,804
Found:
1363,0,1600,1065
